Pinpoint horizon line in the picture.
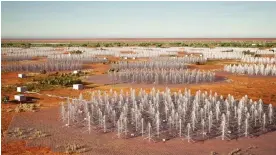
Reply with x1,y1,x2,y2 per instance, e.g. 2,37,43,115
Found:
2,37,276,40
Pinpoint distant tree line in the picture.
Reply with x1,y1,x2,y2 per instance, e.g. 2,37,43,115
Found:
1,41,276,48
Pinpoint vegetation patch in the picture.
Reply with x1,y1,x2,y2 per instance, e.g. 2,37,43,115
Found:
14,103,40,112
242,50,255,56
1,73,83,94
68,50,84,54
55,143,87,154
1,85,16,93
2,41,276,48
2,96,10,103
32,73,82,87
6,127,49,140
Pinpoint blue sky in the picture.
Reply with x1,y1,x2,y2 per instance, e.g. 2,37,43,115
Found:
1,1,276,38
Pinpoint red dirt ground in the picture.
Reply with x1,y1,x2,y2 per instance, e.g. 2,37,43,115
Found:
2,58,276,154
4,106,276,155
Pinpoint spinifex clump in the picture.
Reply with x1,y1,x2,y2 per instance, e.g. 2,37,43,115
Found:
60,87,276,142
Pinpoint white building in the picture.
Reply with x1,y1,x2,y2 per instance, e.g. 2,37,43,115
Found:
73,84,84,90
14,94,26,102
73,70,81,74
17,86,27,93
18,74,26,78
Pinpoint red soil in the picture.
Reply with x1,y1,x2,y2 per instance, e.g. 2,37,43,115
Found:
2,59,276,154
4,107,276,155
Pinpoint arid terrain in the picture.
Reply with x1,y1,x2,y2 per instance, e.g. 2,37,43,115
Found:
1,44,276,155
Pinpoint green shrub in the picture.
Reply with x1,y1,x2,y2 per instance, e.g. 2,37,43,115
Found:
36,74,82,87
69,50,83,54
2,96,9,103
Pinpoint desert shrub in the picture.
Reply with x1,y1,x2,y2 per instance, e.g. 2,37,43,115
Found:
15,103,39,112
108,68,115,72
2,96,9,103
33,130,48,138
69,50,83,54
36,74,82,86
169,55,177,57
242,50,255,56
196,61,204,65
25,83,44,92
221,49,234,52
64,143,85,154
1,85,16,93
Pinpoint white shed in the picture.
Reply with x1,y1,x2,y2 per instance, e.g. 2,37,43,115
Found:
73,84,84,90
73,70,81,74
18,74,26,78
17,86,27,93
14,94,26,102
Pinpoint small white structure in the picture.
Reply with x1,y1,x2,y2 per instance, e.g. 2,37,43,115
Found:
17,86,27,93
73,70,81,74
103,57,107,60
124,57,128,60
14,94,26,102
132,57,136,60
73,84,84,90
18,74,26,78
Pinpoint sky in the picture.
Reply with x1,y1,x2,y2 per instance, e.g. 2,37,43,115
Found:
1,1,276,38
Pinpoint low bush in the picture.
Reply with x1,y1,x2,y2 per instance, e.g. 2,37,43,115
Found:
242,50,255,56
15,103,39,112
196,61,204,65
69,50,83,54
35,74,82,87
2,96,10,103
64,143,86,154
1,85,16,93
221,49,234,52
